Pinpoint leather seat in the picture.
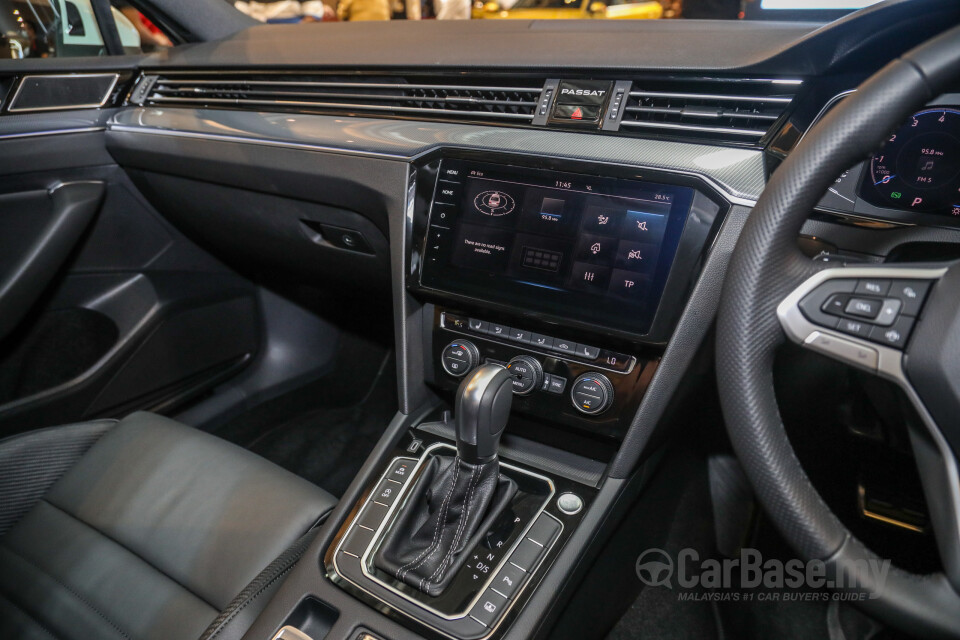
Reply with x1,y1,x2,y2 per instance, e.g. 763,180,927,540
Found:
0,412,337,640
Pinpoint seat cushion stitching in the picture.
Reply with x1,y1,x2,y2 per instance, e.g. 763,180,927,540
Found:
0,590,61,640
0,543,131,639
39,498,221,612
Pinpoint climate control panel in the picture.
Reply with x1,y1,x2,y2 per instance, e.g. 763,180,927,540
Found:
430,309,654,440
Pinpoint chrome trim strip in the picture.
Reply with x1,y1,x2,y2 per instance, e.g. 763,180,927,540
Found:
802,89,856,143
106,120,761,207
777,265,960,585
619,119,766,137
331,442,558,638
628,91,794,104
627,106,779,121
8,73,120,113
0,127,105,141
145,96,536,121
155,79,543,93
271,626,314,640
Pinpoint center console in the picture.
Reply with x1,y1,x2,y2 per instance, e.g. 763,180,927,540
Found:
313,151,729,640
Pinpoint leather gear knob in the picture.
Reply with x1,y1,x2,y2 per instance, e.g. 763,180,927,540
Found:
455,364,513,464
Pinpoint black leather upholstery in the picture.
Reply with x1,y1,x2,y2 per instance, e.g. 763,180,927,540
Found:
0,412,336,640
375,454,516,596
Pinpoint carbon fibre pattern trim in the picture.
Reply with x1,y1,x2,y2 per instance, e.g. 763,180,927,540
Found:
108,108,765,202
0,420,115,536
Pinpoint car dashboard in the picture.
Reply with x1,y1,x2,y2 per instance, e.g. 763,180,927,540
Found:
3,2,960,639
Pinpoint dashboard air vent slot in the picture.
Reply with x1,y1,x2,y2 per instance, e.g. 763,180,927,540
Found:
135,72,545,123
619,77,801,143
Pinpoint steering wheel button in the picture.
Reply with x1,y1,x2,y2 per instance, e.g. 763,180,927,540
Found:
855,279,892,296
822,294,849,316
837,318,871,338
873,299,903,327
868,316,914,349
890,280,932,316
803,331,878,371
800,279,856,327
844,297,882,319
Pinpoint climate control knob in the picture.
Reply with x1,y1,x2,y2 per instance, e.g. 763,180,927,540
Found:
570,373,614,415
441,340,479,378
506,356,543,396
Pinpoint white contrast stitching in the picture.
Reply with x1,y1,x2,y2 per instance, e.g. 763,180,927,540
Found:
424,461,483,589
397,458,460,581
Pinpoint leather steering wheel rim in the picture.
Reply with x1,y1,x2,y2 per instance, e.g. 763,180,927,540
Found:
716,24,960,639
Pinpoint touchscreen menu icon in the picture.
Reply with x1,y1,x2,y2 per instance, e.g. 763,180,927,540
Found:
539,198,566,223
474,190,516,217
522,246,563,272
583,206,623,234
624,210,666,240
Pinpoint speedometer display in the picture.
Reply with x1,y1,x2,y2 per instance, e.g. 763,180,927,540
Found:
859,108,960,217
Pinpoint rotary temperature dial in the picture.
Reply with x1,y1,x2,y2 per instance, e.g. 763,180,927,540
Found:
506,356,543,395
441,340,479,378
570,373,614,415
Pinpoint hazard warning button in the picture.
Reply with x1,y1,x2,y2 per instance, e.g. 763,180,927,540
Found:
553,104,600,122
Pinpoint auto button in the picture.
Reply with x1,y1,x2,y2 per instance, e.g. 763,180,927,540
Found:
506,356,543,396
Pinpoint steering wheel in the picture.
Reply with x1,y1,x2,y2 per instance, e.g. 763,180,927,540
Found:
717,24,960,639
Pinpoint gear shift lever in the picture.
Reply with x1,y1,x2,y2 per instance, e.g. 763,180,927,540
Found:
374,365,518,596
455,364,513,464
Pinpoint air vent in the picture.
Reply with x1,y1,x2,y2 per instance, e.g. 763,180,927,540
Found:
619,77,801,143
134,72,545,124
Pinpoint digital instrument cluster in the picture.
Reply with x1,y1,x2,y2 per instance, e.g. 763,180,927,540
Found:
859,107,960,217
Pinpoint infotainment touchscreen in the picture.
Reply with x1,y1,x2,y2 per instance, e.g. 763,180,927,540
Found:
420,160,697,335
